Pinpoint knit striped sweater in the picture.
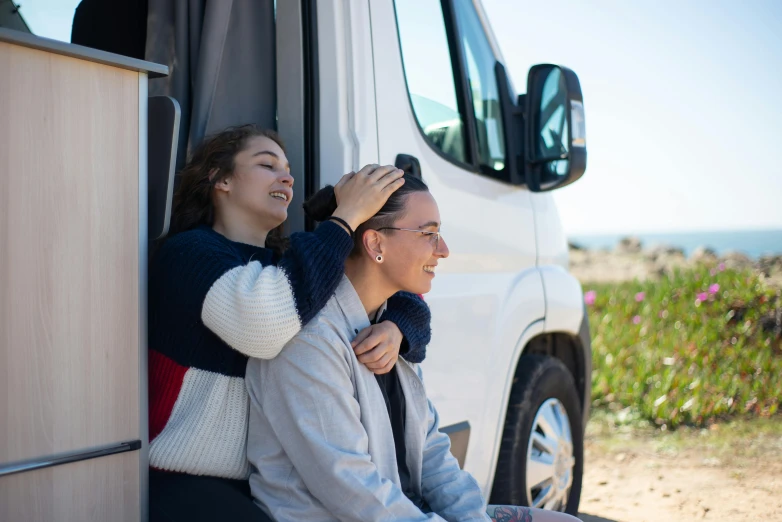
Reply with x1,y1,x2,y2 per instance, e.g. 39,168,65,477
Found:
147,222,431,479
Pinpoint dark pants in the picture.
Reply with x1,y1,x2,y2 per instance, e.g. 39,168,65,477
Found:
149,469,272,522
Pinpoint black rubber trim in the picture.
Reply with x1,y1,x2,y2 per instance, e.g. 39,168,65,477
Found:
0,440,142,478
441,0,512,184
494,62,522,185
302,0,320,232
577,305,592,427
440,0,479,170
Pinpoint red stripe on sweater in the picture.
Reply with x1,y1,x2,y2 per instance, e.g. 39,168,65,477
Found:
148,350,188,441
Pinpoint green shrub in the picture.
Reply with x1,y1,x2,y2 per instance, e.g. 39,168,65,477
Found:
587,264,782,428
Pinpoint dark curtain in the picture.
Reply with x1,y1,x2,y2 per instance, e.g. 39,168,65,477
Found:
145,0,276,167
72,0,277,168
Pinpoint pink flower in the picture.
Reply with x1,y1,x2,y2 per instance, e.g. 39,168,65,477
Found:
584,290,596,306
718,263,726,272
635,292,646,302
632,315,641,324
696,292,709,303
709,283,720,295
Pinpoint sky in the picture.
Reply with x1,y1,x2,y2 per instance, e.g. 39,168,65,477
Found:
481,0,782,234
14,0,782,235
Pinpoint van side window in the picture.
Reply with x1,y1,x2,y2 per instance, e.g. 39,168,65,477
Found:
394,0,468,164
452,0,506,173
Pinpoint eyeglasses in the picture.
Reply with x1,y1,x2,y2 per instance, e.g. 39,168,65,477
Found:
375,227,442,250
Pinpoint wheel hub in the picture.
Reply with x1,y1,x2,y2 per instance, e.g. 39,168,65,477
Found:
526,398,575,511
553,443,573,492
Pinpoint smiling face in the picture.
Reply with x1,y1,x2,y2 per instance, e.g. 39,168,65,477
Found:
214,135,293,231
374,191,450,295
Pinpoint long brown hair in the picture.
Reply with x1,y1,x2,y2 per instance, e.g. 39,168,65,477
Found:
171,124,288,253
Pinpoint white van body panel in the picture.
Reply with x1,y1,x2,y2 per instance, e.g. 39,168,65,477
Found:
424,270,544,493
539,265,584,336
532,193,585,335
316,0,379,185
531,192,570,270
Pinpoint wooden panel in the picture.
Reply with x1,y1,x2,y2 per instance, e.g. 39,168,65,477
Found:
0,42,140,463
0,452,140,522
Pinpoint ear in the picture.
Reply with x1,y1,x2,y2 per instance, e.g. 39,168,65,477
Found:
362,229,384,260
211,168,232,194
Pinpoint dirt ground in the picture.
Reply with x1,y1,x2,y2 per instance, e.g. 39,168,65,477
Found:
577,416,782,522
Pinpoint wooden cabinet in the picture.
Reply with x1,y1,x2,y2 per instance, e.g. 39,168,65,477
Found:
0,28,167,522
0,453,140,522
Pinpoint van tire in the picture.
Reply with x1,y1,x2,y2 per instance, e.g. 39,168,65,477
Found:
489,355,584,515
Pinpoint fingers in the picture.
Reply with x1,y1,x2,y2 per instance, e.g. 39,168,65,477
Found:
366,164,399,181
381,176,406,193
369,357,397,375
355,163,380,177
331,164,406,228
366,165,405,197
351,326,375,352
335,171,355,189
376,167,405,187
363,352,392,368
354,164,403,185
354,321,401,374
356,340,387,363
364,352,396,373
356,336,401,365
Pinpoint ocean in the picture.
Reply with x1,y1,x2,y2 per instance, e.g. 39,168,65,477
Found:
568,229,782,260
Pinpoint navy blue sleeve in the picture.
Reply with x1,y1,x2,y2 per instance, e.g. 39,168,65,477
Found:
278,220,354,326
381,292,432,363
149,229,247,313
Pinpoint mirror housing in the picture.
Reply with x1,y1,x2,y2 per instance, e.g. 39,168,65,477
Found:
524,64,586,191
496,62,586,190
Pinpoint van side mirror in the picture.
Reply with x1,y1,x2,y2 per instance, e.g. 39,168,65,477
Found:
523,64,586,192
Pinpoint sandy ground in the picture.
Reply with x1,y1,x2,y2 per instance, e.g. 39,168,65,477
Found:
577,422,782,522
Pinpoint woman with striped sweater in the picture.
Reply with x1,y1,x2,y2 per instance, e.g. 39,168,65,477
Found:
147,125,432,521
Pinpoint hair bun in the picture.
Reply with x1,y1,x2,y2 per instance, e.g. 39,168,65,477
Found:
302,185,338,222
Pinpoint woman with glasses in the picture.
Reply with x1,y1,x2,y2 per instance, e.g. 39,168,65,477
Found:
245,174,581,522
147,125,433,521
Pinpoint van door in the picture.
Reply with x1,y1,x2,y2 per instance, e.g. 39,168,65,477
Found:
369,0,545,487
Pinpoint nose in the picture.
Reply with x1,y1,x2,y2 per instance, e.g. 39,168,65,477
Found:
436,236,450,258
279,170,294,187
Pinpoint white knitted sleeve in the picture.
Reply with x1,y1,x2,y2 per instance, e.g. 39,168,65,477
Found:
201,262,302,359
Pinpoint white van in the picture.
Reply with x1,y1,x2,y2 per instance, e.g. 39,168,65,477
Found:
0,0,590,518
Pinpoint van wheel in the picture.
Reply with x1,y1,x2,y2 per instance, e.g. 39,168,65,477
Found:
489,355,583,515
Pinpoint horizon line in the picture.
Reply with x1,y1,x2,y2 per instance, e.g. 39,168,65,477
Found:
567,226,782,237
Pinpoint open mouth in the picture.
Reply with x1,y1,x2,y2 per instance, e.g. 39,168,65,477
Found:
423,265,436,274
270,191,289,202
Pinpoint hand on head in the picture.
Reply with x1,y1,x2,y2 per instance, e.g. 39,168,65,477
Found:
332,165,406,231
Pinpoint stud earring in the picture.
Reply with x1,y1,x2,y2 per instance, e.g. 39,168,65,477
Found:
376,255,383,262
